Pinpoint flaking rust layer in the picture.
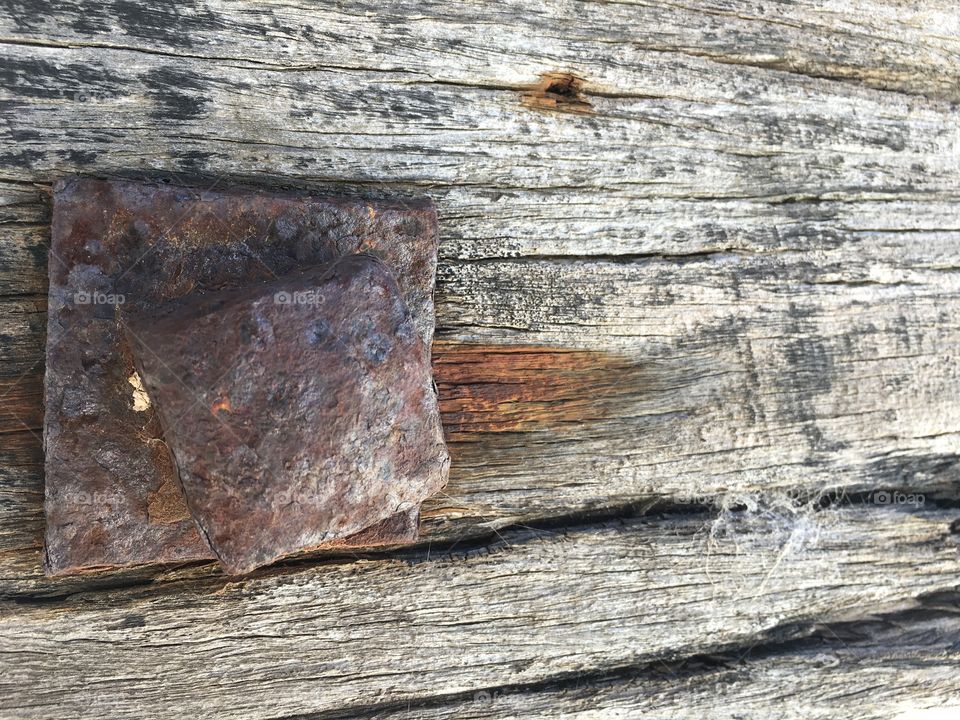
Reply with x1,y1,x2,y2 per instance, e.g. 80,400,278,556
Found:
125,256,449,574
44,177,441,575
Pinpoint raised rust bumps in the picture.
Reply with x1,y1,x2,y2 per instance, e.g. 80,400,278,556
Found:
43,177,446,575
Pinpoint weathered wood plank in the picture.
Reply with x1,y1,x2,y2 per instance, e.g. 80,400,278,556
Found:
2,231,960,595
0,505,956,719
0,297,46,377
4,186,960,272
362,596,960,719
1,0,957,99
1,44,957,198
0,1,958,715
0,224,46,296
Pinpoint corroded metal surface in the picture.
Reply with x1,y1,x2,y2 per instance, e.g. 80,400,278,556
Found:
125,256,449,574
44,177,441,575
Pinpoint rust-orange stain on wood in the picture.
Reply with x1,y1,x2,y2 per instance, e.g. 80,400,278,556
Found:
432,341,643,439
520,72,593,114
3,343,640,452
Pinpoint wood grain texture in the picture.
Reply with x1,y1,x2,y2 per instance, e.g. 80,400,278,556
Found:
0,505,957,719
1,46,957,199
1,0,958,99
0,0,958,716
361,594,960,719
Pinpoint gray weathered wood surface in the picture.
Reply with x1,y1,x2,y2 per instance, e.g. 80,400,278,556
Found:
0,1,958,717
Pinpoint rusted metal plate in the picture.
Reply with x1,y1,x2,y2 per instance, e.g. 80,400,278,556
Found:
324,507,420,549
124,256,449,574
44,177,441,575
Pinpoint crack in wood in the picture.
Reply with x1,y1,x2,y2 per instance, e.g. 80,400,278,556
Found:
293,590,960,720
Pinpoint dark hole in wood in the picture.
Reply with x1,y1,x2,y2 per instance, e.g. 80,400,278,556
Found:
521,72,593,114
